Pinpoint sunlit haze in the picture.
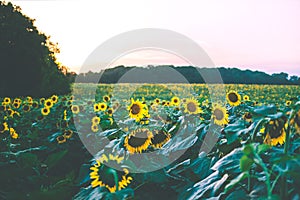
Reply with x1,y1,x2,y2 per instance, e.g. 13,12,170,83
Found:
10,0,300,76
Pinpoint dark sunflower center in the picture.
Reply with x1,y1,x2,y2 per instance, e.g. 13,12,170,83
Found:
104,96,109,101
23,105,30,111
151,130,168,145
131,104,140,115
228,93,238,102
101,105,105,109
95,106,99,109
108,109,113,114
187,102,197,112
214,109,224,120
174,99,178,103
268,120,284,138
128,131,148,147
73,107,78,111
244,112,252,119
43,108,48,112
46,102,51,106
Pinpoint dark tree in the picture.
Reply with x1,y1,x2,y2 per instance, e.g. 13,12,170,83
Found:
0,2,74,97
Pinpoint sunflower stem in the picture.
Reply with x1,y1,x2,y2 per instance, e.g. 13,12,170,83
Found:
254,154,271,198
251,118,267,142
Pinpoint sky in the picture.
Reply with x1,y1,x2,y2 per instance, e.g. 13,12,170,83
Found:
9,0,300,76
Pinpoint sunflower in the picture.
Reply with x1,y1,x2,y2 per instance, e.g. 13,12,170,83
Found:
151,129,171,148
32,101,39,108
124,128,153,154
90,154,133,193
184,98,202,114
94,104,101,112
56,135,66,144
171,96,180,106
91,124,99,132
44,99,53,108
212,104,229,126
9,128,18,139
41,107,50,116
128,99,148,122
99,103,107,111
285,100,292,106
243,112,252,123
154,98,160,105
12,102,21,109
51,95,59,103
27,96,33,103
263,118,287,146
71,105,80,114
243,95,250,101
103,95,110,102
13,98,21,104
63,130,73,139
0,122,9,133
92,116,101,124
3,97,11,105
290,110,300,134
22,104,31,112
107,108,114,116
40,98,45,104
226,90,241,106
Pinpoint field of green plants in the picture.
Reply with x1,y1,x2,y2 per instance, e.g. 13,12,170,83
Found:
0,84,300,200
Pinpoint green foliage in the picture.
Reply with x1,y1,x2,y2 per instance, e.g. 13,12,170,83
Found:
0,1,74,97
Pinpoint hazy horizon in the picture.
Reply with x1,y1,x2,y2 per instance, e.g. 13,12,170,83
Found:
9,0,300,76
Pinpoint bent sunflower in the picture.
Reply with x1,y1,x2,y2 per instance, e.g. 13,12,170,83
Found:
226,90,241,106
124,128,153,154
90,154,133,193
151,129,171,148
263,117,287,146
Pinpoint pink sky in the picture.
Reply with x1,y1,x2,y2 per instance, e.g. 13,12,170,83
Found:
10,0,300,75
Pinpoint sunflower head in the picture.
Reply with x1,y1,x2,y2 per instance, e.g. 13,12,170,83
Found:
51,95,59,103
63,130,73,139
91,124,99,132
41,107,50,116
90,154,133,193
212,104,229,126
56,135,67,144
243,95,250,101
171,96,180,106
243,112,252,122
285,100,292,106
226,90,241,106
128,99,148,122
124,128,153,154
290,110,300,134
103,95,110,102
151,129,171,148
22,104,31,112
44,99,53,108
184,98,202,114
3,97,11,105
263,117,287,146
94,104,100,112
99,102,107,111
71,105,80,114
92,116,101,124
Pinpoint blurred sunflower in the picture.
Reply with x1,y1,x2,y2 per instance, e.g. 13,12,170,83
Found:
103,95,110,102
291,110,300,134
151,129,171,148
56,135,66,144
27,96,33,103
40,98,45,104
171,96,180,106
263,118,287,146
44,99,53,108
243,95,250,101
184,98,202,114
92,116,101,124
107,108,114,116
285,100,292,106
91,124,99,132
51,95,59,103
32,101,39,108
0,122,9,133
128,99,148,122
22,104,31,112
41,107,50,116
90,154,133,193
154,98,160,105
226,90,241,106
3,97,11,105
71,105,80,114
9,128,18,139
124,128,153,154
212,104,229,126
63,130,73,139
94,104,101,112
243,112,252,123
99,102,107,111
12,101,21,109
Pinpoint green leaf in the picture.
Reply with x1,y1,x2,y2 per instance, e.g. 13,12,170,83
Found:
224,172,248,193
44,150,68,169
257,144,270,154
243,144,254,156
240,155,253,172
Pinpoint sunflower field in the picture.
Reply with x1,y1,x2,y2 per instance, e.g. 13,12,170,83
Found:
0,84,300,200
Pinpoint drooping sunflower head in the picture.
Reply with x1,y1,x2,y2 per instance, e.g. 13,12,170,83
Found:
170,96,180,106
151,129,171,148
263,117,287,146
184,98,202,115
226,90,241,106
124,128,153,154
90,154,133,193
128,99,148,122
212,104,229,126
290,110,300,134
